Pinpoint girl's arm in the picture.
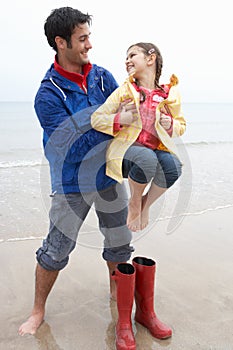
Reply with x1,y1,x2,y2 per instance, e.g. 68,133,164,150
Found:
91,87,137,135
91,88,121,136
158,85,186,138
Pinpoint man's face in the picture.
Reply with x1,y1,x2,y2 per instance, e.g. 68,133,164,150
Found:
56,23,92,72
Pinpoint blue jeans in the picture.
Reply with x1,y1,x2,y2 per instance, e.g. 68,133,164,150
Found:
122,145,182,188
36,183,134,271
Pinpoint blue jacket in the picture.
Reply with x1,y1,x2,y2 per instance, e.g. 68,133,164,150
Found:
35,63,119,193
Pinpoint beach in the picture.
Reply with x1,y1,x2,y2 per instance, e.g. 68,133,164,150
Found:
1,102,233,349
1,205,233,350
1,153,233,350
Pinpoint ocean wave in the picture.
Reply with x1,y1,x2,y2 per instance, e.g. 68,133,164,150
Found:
0,236,44,243
156,203,233,220
1,139,232,168
0,160,47,168
1,204,232,244
181,140,233,146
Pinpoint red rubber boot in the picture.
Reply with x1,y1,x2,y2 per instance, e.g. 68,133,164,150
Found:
112,263,136,350
132,256,172,339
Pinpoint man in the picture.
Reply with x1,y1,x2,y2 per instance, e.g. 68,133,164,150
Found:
18,6,134,336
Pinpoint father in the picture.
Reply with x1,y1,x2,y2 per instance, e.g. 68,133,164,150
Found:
18,6,134,335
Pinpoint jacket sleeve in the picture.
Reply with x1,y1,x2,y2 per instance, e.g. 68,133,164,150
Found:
35,94,112,164
165,85,186,137
91,87,123,135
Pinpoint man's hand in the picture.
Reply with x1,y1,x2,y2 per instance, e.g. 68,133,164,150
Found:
119,99,138,126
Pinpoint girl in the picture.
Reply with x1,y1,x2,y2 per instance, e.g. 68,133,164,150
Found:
91,42,186,232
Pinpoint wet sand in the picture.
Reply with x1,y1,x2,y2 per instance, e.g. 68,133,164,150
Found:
1,206,233,350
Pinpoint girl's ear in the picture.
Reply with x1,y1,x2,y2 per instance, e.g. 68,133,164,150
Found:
147,53,156,65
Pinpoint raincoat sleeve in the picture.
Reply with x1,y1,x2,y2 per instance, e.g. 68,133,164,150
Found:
166,85,186,137
91,87,124,136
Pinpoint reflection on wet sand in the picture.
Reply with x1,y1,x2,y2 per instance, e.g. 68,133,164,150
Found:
35,322,64,350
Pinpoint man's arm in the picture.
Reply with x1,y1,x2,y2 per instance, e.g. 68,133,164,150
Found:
35,96,112,163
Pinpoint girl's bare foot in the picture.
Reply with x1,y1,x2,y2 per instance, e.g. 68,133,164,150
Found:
140,207,149,230
127,199,141,231
141,193,149,230
18,311,44,336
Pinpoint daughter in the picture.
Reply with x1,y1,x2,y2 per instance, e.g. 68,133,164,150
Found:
91,42,186,231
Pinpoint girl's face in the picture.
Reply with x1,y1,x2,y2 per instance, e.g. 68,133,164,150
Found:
125,46,148,77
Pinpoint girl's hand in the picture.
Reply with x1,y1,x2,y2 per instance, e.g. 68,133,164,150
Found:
160,104,171,115
160,113,172,130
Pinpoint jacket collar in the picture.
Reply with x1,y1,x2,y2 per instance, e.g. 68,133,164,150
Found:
54,56,92,89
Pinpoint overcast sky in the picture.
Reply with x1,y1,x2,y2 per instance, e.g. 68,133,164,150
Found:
1,0,232,103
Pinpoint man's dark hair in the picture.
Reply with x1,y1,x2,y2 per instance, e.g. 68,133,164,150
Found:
44,7,92,52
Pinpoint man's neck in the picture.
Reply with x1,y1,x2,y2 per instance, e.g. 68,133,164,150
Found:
56,55,82,74
54,56,92,91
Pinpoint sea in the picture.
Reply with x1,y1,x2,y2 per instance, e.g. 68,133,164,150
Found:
0,101,233,244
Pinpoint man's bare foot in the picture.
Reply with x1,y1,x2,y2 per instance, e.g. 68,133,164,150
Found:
18,311,44,336
110,282,117,301
107,261,121,301
110,292,116,301
127,199,141,231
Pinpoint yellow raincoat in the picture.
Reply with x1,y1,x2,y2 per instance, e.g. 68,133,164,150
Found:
91,75,186,183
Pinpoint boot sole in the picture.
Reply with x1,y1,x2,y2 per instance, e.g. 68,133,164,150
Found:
135,319,172,339
116,344,136,350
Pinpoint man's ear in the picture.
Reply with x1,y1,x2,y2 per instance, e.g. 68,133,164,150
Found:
55,36,66,50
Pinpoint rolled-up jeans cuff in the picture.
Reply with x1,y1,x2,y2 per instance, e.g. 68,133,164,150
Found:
36,247,69,271
102,244,135,262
